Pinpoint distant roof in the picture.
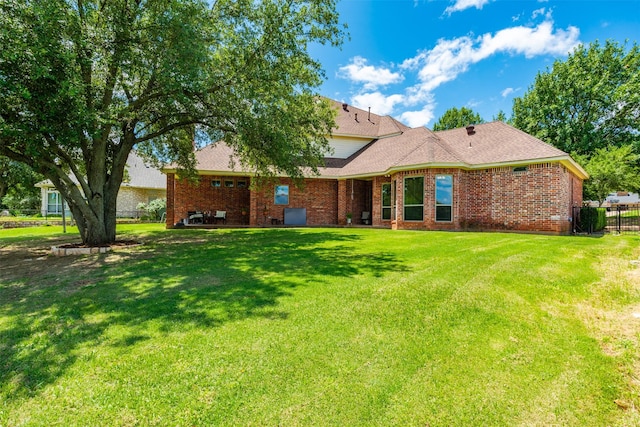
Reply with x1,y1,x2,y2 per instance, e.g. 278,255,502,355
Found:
37,151,166,190
606,192,639,204
123,151,166,189
163,99,588,180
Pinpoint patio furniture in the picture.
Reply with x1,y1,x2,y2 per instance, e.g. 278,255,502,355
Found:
213,210,226,224
188,211,203,224
361,211,370,225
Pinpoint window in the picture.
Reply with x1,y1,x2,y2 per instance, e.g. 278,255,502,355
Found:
274,185,289,205
224,180,234,188
237,180,247,188
46,190,69,215
47,190,63,214
381,183,391,220
211,179,221,188
403,176,424,221
435,175,453,222
392,180,396,220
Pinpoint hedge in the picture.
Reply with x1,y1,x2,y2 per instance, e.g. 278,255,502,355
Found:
578,207,607,232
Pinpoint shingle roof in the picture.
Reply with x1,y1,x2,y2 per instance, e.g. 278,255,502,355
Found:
433,122,569,165
189,142,245,174
328,99,410,138
177,100,587,180
124,151,166,189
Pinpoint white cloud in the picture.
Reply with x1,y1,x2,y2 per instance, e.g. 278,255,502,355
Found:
531,8,547,20
339,14,579,128
338,56,404,90
444,0,491,15
400,104,437,128
501,88,514,98
401,17,580,95
501,87,519,98
351,92,405,116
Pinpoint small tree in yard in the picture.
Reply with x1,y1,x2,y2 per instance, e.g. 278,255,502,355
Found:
0,0,345,245
574,145,640,206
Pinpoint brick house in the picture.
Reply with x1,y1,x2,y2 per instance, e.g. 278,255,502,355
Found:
164,99,587,234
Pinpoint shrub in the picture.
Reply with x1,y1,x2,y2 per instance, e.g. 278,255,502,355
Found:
136,198,166,221
578,207,607,232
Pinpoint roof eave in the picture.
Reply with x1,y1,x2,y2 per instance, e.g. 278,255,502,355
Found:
168,156,589,181
340,156,589,180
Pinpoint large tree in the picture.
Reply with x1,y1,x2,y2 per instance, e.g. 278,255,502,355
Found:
511,40,640,156
0,0,345,245
432,107,484,131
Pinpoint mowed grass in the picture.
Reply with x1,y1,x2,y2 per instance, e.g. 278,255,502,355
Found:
1,225,639,426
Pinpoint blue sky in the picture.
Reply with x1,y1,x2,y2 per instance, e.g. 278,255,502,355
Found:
311,0,640,128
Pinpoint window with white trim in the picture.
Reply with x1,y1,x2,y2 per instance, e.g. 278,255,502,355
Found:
403,176,424,221
435,175,453,222
46,190,69,214
381,183,391,220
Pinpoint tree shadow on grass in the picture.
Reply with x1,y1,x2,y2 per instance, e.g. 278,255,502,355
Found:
0,228,404,401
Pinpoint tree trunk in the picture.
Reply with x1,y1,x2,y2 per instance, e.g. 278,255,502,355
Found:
67,187,118,246
52,142,129,246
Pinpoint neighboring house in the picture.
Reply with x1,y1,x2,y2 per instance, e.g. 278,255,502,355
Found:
36,151,166,217
163,99,587,234
605,192,640,207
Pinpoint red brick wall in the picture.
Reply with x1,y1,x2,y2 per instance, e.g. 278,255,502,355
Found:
390,163,579,234
251,178,338,226
337,180,347,225
168,174,251,226
166,162,583,234
461,163,575,233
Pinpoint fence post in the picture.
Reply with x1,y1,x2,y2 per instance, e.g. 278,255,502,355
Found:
617,207,621,233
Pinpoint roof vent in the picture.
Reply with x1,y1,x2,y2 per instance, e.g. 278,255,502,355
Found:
342,103,349,112
466,125,476,136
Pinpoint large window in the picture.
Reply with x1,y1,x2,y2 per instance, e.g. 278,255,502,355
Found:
381,183,391,220
46,190,70,215
403,176,424,221
435,175,453,222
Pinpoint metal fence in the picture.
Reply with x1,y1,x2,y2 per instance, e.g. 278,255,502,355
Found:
573,205,640,234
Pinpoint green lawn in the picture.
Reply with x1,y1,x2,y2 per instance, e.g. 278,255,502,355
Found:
1,225,639,426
